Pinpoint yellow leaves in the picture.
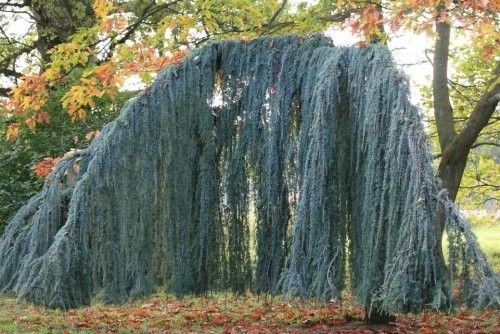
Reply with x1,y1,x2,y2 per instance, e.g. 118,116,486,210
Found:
4,73,52,139
93,0,113,19
471,20,500,60
175,15,196,43
475,21,496,38
5,26,98,138
49,42,90,72
44,67,61,82
10,74,48,114
62,78,105,121
60,63,118,121
6,123,20,142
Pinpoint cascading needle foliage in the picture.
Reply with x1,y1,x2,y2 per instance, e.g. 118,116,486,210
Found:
0,35,497,313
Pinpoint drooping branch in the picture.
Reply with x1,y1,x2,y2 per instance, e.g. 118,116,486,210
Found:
0,35,497,313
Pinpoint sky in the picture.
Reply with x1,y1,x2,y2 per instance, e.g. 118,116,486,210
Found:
323,28,435,104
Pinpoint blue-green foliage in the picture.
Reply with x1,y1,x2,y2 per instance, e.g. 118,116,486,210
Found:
0,35,497,312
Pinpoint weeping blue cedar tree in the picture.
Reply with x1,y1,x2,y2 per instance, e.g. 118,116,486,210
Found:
0,35,497,313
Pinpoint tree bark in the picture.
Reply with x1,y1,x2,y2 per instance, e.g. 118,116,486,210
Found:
28,0,96,63
433,3,500,233
437,76,500,203
432,3,500,300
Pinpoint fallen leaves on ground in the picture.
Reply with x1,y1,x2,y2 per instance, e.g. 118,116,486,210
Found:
0,293,498,333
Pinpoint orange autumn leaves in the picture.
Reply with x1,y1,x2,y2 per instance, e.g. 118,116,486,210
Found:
6,46,187,141
348,4,383,44
93,0,113,19
343,0,499,47
4,293,499,333
31,130,100,179
31,157,62,179
6,74,50,141
4,0,187,142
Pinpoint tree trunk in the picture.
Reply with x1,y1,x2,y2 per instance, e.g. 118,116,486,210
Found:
437,74,500,204
364,307,396,324
432,3,500,305
28,0,96,63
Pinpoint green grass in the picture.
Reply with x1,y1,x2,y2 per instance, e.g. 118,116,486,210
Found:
443,223,500,272
472,224,500,271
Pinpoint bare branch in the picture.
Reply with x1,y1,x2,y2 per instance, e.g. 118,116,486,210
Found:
0,42,38,68
0,87,10,97
102,0,183,61
0,1,29,9
260,0,288,35
0,68,21,77
472,142,500,149
319,9,356,22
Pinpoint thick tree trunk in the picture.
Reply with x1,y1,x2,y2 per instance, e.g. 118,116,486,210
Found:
437,75,500,204
432,12,455,288
432,3,500,305
28,0,96,63
433,0,500,236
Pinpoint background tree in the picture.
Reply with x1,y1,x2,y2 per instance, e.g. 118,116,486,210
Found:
299,0,499,213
